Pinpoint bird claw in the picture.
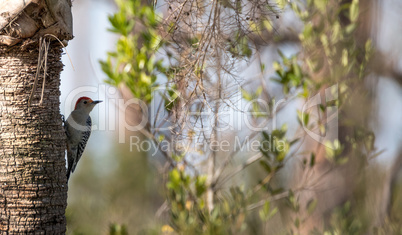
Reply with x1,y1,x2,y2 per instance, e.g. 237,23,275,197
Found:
61,114,65,125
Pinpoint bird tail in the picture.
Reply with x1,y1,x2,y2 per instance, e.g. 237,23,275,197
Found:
66,149,75,181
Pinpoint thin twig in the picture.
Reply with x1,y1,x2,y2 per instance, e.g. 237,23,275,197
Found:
39,39,50,106
44,34,75,71
28,37,45,106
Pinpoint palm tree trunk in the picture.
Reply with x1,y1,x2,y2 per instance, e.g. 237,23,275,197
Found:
0,44,67,233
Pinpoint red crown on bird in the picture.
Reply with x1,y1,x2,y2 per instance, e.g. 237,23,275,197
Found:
74,97,93,110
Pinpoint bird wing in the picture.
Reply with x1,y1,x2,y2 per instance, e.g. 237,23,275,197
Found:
71,116,92,173
64,116,70,139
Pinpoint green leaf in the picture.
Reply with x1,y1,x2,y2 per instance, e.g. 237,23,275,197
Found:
268,207,278,219
289,138,299,146
365,39,373,61
310,153,315,167
345,23,357,34
263,19,273,32
259,201,272,221
259,160,272,173
275,0,287,9
273,61,281,71
236,0,242,12
195,175,207,196
255,86,263,96
167,169,181,190
341,49,348,67
349,0,359,22
301,23,313,41
307,199,317,214
303,112,309,126
263,201,270,213
297,110,309,127
315,0,328,13
277,49,285,59
331,22,341,43
221,0,235,9
294,217,300,228
109,223,128,235
260,63,266,72
242,88,252,101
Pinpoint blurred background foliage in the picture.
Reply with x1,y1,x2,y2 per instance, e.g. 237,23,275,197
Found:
64,0,402,234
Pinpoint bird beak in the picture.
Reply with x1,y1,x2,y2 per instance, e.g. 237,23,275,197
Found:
92,100,102,105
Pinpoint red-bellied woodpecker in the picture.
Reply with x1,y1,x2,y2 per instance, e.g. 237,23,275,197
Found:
65,97,102,181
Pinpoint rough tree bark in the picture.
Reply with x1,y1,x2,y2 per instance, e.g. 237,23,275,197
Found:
0,44,67,233
0,0,73,233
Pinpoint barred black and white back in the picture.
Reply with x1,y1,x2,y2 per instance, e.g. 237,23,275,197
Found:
66,116,92,180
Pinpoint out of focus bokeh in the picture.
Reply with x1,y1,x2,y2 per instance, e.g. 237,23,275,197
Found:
61,0,402,234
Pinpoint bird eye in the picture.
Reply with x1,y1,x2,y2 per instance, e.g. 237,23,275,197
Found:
83,101,87,104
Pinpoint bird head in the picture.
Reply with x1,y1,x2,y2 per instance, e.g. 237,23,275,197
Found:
74,97,102,114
